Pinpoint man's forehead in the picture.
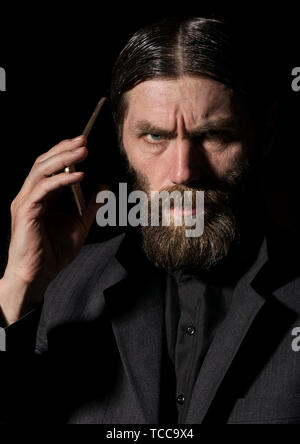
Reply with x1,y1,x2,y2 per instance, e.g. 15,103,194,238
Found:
124,76,238,128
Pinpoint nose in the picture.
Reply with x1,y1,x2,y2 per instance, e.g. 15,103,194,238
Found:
168,138,200,186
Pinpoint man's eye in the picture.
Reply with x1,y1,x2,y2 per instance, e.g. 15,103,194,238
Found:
145,134,164,143
206,129,224,139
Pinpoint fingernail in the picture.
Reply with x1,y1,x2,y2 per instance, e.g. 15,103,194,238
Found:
72,135,83,142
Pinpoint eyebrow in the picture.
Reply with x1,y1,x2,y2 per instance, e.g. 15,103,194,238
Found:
132,117,240,138
132,121,177,138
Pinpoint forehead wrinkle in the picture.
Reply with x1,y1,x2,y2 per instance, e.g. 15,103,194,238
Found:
126,78,237,134
175,92,235,129
202,87,234,120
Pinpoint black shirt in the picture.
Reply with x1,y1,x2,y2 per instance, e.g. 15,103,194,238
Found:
160,268,236,424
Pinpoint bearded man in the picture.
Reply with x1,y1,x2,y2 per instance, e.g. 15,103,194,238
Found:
0,17,300,424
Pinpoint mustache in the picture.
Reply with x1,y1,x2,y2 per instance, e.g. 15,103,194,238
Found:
147,184,231,207
133,167,249,196
143,186,233,226
156,183,225,194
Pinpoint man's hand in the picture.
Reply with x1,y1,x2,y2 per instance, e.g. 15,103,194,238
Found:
0,135,102,325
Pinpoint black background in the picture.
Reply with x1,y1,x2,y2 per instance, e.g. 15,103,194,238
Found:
0,2,300,272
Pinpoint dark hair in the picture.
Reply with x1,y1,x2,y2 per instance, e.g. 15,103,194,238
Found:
110,17,273,143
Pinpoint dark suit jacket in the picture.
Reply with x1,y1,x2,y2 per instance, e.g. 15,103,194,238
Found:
1,224,300,424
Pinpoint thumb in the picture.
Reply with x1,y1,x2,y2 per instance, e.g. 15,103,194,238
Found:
81,184,110,231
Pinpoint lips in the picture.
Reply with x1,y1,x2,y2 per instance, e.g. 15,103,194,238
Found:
171,207,197,217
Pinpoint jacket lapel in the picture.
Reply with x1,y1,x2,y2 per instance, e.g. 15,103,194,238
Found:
98,226,295,424
184,238,269,423
101,231,165,423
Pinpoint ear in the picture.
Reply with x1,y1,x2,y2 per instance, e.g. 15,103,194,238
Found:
261,99,279,160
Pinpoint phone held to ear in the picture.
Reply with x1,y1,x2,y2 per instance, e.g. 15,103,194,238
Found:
65,97,107,216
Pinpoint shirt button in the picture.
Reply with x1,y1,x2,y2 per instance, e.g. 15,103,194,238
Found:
186,325,196,336
176,394,185,405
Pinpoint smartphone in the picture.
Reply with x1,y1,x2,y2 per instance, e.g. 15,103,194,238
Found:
65,97,107,216
52,95,132,244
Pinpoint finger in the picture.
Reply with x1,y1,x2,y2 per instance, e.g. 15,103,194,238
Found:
36,135,87,164
20,172,84,218
81,184,110,231
22,147,88,193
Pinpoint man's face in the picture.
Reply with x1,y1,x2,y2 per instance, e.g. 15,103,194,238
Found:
123,76,255,192
122,76,257,271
